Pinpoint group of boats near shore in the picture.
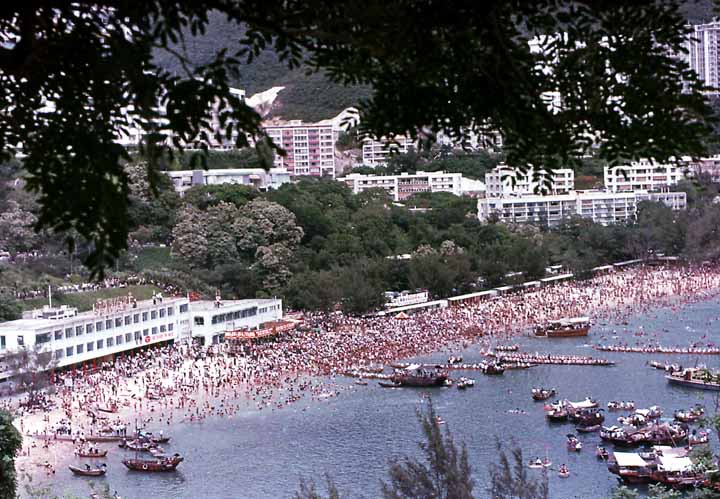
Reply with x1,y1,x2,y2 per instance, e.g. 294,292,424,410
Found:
43,429,184,478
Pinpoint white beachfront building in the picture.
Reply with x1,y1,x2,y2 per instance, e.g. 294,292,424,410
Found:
0,296,191,382
188,298,283,346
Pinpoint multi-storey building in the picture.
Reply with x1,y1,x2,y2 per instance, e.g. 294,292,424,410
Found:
361,137,416,167
339,171,464,201
684,155,720,182
477,190,687,227
0,296,191,381
604,160,682,193
685,22,720,94
165,168,291,195
189,298,283,346
264,121,337,177
485,165,575,198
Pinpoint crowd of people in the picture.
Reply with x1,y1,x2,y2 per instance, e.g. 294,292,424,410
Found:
4,263,720,481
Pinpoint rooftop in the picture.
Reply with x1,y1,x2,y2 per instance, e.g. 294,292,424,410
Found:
189,298,279,312
0,296,188,331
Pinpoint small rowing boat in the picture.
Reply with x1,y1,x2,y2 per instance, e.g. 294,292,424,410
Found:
69,464,107,476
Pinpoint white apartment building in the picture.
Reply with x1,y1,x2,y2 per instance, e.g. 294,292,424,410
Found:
361,137,416,167
477,190,687,227
684,155,720,182
685,22,720,94
485,165,575,198
165,168,291,195
0,296,191,381
264,121,337,177
189,298,283,346
604,160,683,193
339,171,463,201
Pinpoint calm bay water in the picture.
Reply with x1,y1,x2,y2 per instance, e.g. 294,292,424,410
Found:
27,297,720,499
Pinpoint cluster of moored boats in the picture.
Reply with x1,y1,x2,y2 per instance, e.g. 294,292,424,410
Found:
535,387,716,489
67,431,184,477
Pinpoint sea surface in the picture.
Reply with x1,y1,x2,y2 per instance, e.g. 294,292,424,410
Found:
25,297,720,499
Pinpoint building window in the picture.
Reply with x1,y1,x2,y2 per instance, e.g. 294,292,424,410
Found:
167,307,174,316
96,339,104,349
86,323,94,333
160,325,166,333
115,318,122,328
142,312,148,321
96,321,103,331
66,346,74,357
87,342,94,352
75,325,84,336
105,319,113,330
54,330,63,340
124,316,131,325
159,309,166,318
194,317,204,326
168,323,174,331
151,327,158,335
65,327,74,338
151,310,158,320
35,333,51,344
179,304,188,313
76,344,84,354
54,349,64,360
134,331,141,341
107,337,114,347
116,335,123,345
125,333,132,343
133,314,140,324
142,329,149,337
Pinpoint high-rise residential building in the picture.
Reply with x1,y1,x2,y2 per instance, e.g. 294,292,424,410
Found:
685,22,720,94
477,190,687,227
339,171,468,201
264,121,338,178
485,165,575,198
361,136,416,167
604,160,683,193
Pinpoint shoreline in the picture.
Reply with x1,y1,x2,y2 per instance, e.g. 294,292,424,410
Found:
7,263,720,492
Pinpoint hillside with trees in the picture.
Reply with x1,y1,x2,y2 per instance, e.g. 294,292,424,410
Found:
2,158,720,317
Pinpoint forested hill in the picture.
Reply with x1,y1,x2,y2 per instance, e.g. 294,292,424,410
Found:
152,11,370,123
153,4,714,123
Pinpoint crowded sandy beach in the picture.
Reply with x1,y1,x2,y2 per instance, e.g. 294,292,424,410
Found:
5,263,720,487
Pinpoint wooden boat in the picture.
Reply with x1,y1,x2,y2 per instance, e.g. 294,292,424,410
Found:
150,436,171,444
566,436,582,452
531,388,556,401
534,317,590,338
391,366,448,387
674,406,704,423
596,446,609,460
121,440,156,452
69,464,107,476
688,430,710,446
354,380,368,386
480,363,504,375
576,424,601,433
666,368,720,391
558,466,570,478
378,381,401,388
122,454,183,472
74,449,108,458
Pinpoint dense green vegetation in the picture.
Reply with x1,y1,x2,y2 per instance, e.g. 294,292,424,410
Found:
2,156,720,316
